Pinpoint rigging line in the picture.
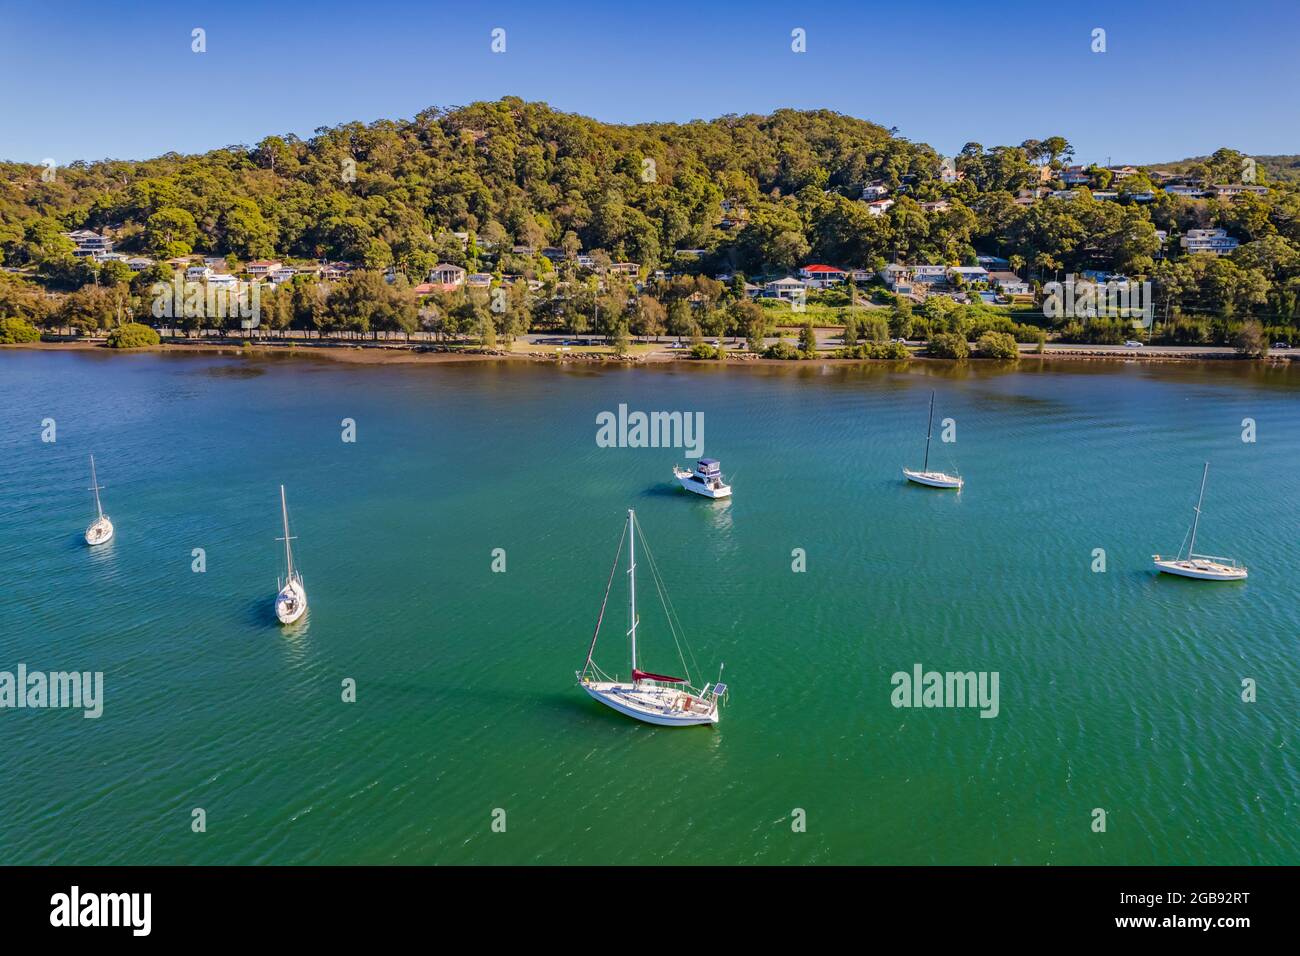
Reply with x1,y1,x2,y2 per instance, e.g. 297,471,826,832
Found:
632,513,697,686
582,520,627,675
635,514,697,680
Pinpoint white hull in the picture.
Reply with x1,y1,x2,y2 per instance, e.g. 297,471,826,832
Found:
1153,557,1247,581
85,516,114,546
581,680,718,726
673,468,732,498
275,579,308,624
903,467,963,489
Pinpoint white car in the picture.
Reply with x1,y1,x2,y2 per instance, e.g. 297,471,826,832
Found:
1272,342,1290,350
1124,340,1143,348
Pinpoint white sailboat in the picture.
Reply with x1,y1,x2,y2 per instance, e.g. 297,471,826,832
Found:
274,485,308,623
903,391,963,489
84,455,114,546
577,509,728,727
1153,462,1247,581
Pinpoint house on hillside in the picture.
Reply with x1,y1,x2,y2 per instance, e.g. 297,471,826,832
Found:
988,271,1029,295
245,260,282,277
1180,228,1238,255
947,265,989,286
764,277,807,301
429,263,467,288
1208,183,1269,198
798,264,847,288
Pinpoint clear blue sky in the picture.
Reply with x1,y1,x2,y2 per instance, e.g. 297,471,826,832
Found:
2,0,1297,166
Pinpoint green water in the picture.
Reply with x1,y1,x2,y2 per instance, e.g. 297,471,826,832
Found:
1,350,1297,865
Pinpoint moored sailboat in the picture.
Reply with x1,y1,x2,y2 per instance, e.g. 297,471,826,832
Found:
903,391,963,488
274,485,308,623
1153,462,1247,581
84,455,114,546
577,509,727,727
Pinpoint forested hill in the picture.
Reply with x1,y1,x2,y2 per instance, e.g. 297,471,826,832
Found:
3,98,1300,335
1151,155,1300,184
0,98,936,274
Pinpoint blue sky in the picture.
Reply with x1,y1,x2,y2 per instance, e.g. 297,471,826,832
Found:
2,0,1297,166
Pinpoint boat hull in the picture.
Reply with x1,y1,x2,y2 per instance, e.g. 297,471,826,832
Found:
1153,558,1247,581
902,468,963,489
275,581,308,624
85,517,114,546
581,680,718,726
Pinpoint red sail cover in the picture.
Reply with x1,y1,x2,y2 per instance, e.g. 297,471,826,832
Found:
633,669,686,684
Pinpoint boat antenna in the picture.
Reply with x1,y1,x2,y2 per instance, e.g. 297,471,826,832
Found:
923,390,935,472
582,518,627,677
89,455,104,519
1188,462,1208,558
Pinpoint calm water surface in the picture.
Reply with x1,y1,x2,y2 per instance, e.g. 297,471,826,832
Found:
0,350,1296,864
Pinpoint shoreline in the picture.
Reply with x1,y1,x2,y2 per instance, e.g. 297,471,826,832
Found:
1,338,1291,368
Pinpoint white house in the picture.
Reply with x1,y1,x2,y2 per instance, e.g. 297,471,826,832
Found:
466,272,493,288
245,260,282,277
860,184,890,200
1180,228,1239,255
988,271,1029,295
866,199,895,217
764,277,807,301
1164,184,1205,197
126,257,155,271
429,263,467,288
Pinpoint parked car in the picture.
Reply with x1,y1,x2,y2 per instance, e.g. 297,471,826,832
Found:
1124,340,1143,348
1272,342,1290,350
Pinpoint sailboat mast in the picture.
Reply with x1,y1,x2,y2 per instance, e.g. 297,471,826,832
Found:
922,391,935,472
627,509,638,677
280,485,294,578
1188,462,1208,557
89,455,103,519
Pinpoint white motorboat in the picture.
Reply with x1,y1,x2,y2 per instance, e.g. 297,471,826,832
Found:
274,485,309,623
673,458,732,498
903,391,963,489
1153,462,1246,581
84,455,114,546
577,509,728,727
